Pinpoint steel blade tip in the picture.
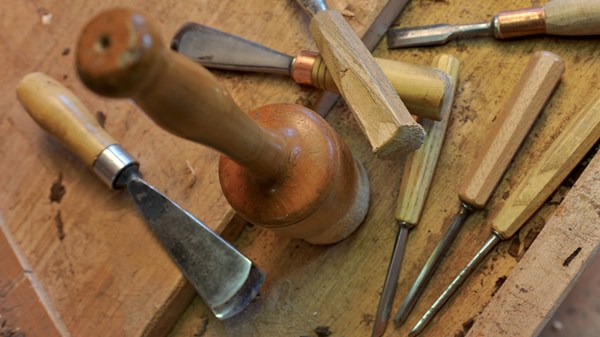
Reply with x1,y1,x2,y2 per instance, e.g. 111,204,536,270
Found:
371,321,386,337
387,24,457,48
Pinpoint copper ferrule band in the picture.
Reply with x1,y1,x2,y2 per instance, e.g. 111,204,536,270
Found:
291,50,318,86
493,7,546,39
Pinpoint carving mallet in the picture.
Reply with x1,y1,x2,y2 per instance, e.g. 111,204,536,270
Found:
371,54,460,337
171,23,452,121
410,86,600,337
76,8,369,245
16,72,264,320
394,51,565,327
295,0,425,155
388,0,600,48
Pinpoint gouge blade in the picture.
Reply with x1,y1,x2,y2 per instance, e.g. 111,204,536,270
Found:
387,22,492,48
172,23,292,75
120,166,264,319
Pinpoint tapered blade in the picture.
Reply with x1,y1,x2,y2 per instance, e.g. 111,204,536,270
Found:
387,23,492,48
124,169,264,319
172,22,293,75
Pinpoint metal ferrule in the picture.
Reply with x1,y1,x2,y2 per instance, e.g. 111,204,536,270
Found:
291,50,318,86
297,0,328,16
92,144,139,190
493,7,546,39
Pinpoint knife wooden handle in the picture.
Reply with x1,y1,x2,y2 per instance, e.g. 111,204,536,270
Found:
544,0,600,35
459,51,564,209
308,53,452,121
75,8,370,244
395,54,460,226
16,72,116,167
308,9,424,155
492,93,600,239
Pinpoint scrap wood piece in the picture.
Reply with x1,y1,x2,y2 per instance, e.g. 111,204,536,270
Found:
465,151,600,337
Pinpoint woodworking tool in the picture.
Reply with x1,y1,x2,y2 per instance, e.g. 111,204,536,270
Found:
76,8,370,245
171,22,452,121
16,72,264,320
388,0,600,48
409,84,600,337
394,51,564,328
371,54,460,337
295,0,425,155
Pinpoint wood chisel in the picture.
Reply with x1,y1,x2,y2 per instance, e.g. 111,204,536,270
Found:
171,23,452,121
410,86,600,337
76,8,370,245
388,0,600,48
295,0,425,156
393,51,564,327
16,72,265,320
371,54,460,337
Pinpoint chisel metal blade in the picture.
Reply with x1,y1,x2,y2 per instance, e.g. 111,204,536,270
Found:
387,23,492,48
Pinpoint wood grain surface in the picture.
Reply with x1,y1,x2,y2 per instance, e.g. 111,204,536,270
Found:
0,0,402,336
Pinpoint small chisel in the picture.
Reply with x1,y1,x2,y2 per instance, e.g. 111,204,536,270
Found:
296,0,425,155
394,51,564,328
371,54,459,337
17,72,265,320
388,0,600,48
410,87,600,337
171,23,452,121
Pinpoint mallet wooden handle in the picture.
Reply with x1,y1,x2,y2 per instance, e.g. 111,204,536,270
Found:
76,9,287,181
305,53,452,121
544,0,600,35
297,1,425,155
492,94,600,239
459,51,564,208
16,72,116,167
394,54,460,226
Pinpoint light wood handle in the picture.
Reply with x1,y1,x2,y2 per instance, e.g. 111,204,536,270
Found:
394,55,460,226
544,0,600,35
309,10,424,155
311,55,452,121
492,93,600,238
76,8,288,180
459,51,564,208
16,72,116,167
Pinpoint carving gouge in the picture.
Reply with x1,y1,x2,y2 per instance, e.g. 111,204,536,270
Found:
371,54,459,337
171,23,452,121
388,0,600,48
394,51,564,328
17,72,265,320
410,86,600,337
296,0,425,156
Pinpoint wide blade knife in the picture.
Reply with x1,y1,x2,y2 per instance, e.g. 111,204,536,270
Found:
16,72,264,320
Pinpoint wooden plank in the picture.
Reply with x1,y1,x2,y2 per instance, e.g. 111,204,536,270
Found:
0,0,399,336
466,151,600,337
168,1,600,336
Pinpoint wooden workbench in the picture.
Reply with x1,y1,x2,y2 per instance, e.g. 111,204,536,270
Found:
1,0,598,337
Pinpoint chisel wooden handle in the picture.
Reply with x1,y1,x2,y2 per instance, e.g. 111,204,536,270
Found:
297,0,425,156
395,54,460,226
75,8,370,244
17,72,117,168
305,53,452,121
544,0,600,35
459,51,564,208
492,94,600,239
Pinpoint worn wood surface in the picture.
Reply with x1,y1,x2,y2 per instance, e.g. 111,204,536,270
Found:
168,0,600,336
0,0,400,336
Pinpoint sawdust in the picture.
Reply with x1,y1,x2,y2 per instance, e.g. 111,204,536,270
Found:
0,314,25,337
49,172,66,203
185,160,196,188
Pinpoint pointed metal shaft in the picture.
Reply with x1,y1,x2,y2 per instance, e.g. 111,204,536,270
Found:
409,233,501,336
394,202,474,327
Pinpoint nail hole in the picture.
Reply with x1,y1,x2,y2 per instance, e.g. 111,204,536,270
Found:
95,34,111,52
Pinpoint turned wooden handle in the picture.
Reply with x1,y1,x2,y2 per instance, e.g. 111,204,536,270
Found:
544,0,600,35
459,51,564,209
308,10,424,155
394,54,460,226
16,72,116,167
76,8,288,180
311,55,452,121
491,94,600,239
